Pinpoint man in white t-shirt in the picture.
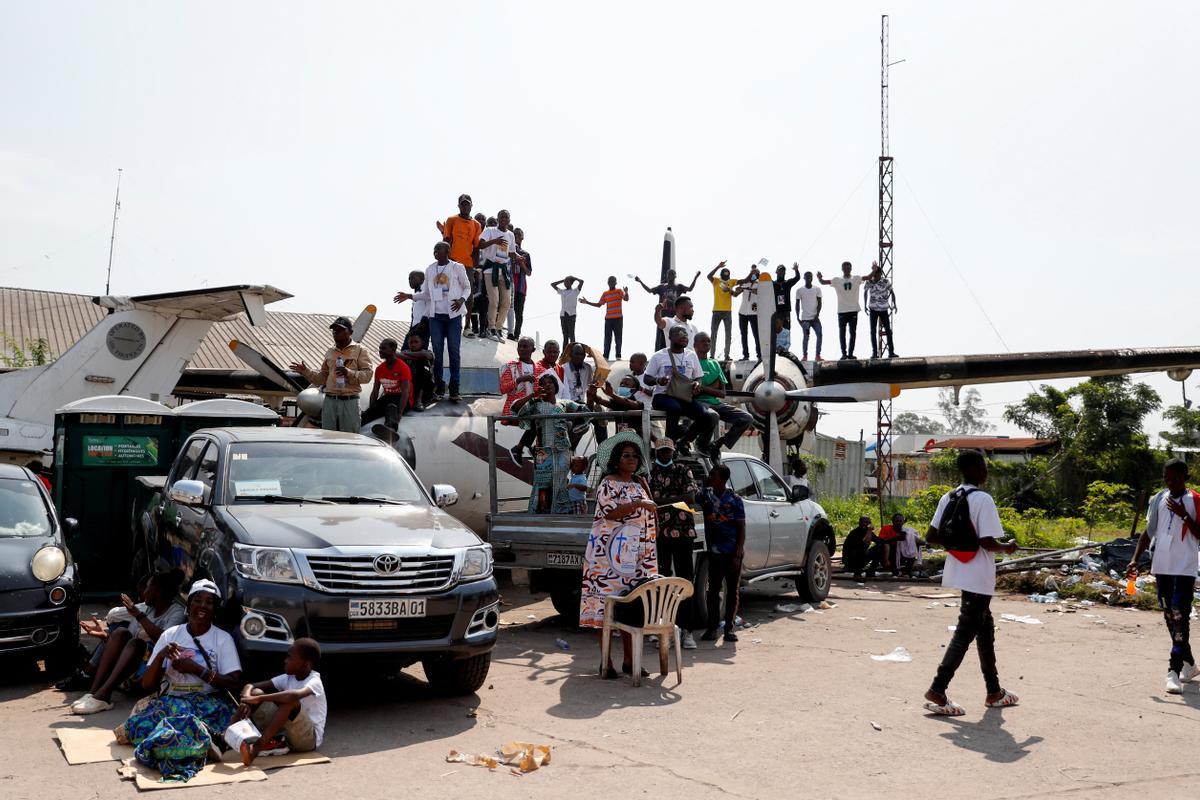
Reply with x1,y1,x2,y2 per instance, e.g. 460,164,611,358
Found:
237,637,327,763
550,275,583,346
816,261,872,360
923,449,1019,715
1129,458,1200,694
642,325,714,455
653,295,700,350
477,209,525,341
794,271,823,361
734,267,763,360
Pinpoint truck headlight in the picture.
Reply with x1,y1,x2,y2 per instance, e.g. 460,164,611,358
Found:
233,544,302,584
459,546,493,581
31,546,66,582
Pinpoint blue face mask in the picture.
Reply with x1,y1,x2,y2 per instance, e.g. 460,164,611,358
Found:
655,457,673,468
616,386,633,398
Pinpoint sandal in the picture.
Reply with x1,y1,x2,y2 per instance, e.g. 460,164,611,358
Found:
923,700,966,716
985,689,1019,708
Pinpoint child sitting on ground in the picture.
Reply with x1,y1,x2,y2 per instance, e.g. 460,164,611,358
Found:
235,638,326,765
567,456,589,514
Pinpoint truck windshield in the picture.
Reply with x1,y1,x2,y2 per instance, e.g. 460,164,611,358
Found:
0,478,52,537
226,443,427,504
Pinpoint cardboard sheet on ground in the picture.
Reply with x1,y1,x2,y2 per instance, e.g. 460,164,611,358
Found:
118,758,268,790
219,750,331,769
55,727,133,765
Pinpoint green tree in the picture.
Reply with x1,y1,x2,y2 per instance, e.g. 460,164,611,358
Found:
893,412,947,435
1162,405,1200,453
0,335,54,368
936,387,992,434
1003,375,1161,512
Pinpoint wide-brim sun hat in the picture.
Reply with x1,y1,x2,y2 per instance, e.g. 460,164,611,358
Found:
594,430,649,477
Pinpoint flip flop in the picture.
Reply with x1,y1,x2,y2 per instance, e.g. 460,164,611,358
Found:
985,689,1019,708
923,700,966,716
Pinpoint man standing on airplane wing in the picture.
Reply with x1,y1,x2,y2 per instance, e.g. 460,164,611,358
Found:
290,316,373,432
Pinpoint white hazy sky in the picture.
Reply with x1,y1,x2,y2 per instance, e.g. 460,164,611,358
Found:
2,2,1197,443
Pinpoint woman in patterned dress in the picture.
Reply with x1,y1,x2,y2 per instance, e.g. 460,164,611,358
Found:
581,436,659,678
512,372,587,513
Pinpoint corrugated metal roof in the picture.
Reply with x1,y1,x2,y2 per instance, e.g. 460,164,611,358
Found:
0,286,409,372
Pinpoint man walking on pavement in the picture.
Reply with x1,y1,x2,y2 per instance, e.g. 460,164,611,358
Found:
922,450,1020,716
817,261,872,360
580,277,628,360
423,241,471,402
697,464,746,643
865,261,898,358
289,317,373,432
795,271,823,361
649,438,699,650
509,227,532,339
1128,458,1200,694
694,332,753,460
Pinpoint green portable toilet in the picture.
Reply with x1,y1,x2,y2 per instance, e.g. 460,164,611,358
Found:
53,396,175,592
174,399,279,445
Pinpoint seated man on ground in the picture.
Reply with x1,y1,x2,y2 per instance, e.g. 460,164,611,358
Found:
71,570,186,714
841,516,876,579
57,574,149,691
892,513,927,576
874,514,904,576
236,638,326,765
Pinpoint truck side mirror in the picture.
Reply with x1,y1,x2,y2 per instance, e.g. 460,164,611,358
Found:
432,484,458,508
62,517,79,535
169,479,208,507
790,484,810,502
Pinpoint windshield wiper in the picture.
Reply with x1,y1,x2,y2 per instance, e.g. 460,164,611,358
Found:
238,494,334,505
320,495,409,505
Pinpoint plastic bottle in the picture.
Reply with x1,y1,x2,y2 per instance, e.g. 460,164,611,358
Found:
1125,576,1137,597
555,638,570,651
335,356,346,389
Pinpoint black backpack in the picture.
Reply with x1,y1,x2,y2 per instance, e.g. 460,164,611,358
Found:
937,487,979,563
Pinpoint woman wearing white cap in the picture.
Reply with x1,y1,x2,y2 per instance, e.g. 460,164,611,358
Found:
115,579,243,779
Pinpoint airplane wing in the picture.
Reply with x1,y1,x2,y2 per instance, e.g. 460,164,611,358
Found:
810,347,1200,390
95,285,292,324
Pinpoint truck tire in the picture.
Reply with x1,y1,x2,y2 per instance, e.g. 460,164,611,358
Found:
423,653,491,695
549,585,581,627
796,541,831,603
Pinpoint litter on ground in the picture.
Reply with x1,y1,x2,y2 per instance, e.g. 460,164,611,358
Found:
870,646,913,663
1000,613,1044,625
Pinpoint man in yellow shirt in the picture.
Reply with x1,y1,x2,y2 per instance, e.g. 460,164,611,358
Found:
705,261,733,360
289,317,373,432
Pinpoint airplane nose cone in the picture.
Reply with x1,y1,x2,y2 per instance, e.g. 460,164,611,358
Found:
297,387,324,416
754,380,787,413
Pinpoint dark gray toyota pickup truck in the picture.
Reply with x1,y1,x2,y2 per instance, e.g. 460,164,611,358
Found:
134,427,498,694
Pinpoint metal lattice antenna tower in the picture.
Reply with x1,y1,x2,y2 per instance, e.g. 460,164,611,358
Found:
876,15,895,517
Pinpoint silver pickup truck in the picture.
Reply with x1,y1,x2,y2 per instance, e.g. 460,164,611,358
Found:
488,448,836,628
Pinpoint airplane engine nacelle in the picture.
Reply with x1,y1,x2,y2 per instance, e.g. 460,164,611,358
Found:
297,387,324,417
741,352,814,443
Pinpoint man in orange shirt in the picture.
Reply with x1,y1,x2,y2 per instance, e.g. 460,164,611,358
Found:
440,194,481,275
580,276,629,360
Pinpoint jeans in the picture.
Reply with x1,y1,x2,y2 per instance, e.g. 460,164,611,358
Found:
800,318,822,359
560,313,576,346
711,311,733,358
837,311,858,358
655,326,666,352
1157,574,1196,673
705,552,741,631
362,394,406,428
869,308,895,357
512,291,526,337
703,403,754,449
483,263,511,332
931,590,1001,696
603,317,623,360
738,314,761,360
651,393,715,446
428,313,462,390
657,536,696,631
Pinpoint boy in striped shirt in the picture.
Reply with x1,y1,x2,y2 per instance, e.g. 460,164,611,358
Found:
581,276,629,360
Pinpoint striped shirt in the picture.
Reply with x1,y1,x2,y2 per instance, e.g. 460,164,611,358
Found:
599,288,625,320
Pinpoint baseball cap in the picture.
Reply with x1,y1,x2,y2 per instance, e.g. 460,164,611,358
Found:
188,578,220,599
655,437,676,451
458,193,472,203
329,316,353,331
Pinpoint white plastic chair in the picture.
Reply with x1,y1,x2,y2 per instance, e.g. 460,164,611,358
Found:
601,577,694,687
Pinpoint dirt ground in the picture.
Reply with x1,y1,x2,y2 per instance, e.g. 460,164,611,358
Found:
5,577,1200,800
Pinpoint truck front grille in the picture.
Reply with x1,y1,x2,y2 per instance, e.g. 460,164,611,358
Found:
307,615,456,643
303,554,456,593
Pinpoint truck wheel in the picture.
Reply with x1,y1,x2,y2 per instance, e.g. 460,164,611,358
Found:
423,653,491,695
796,541,831,603
549,585,581,627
